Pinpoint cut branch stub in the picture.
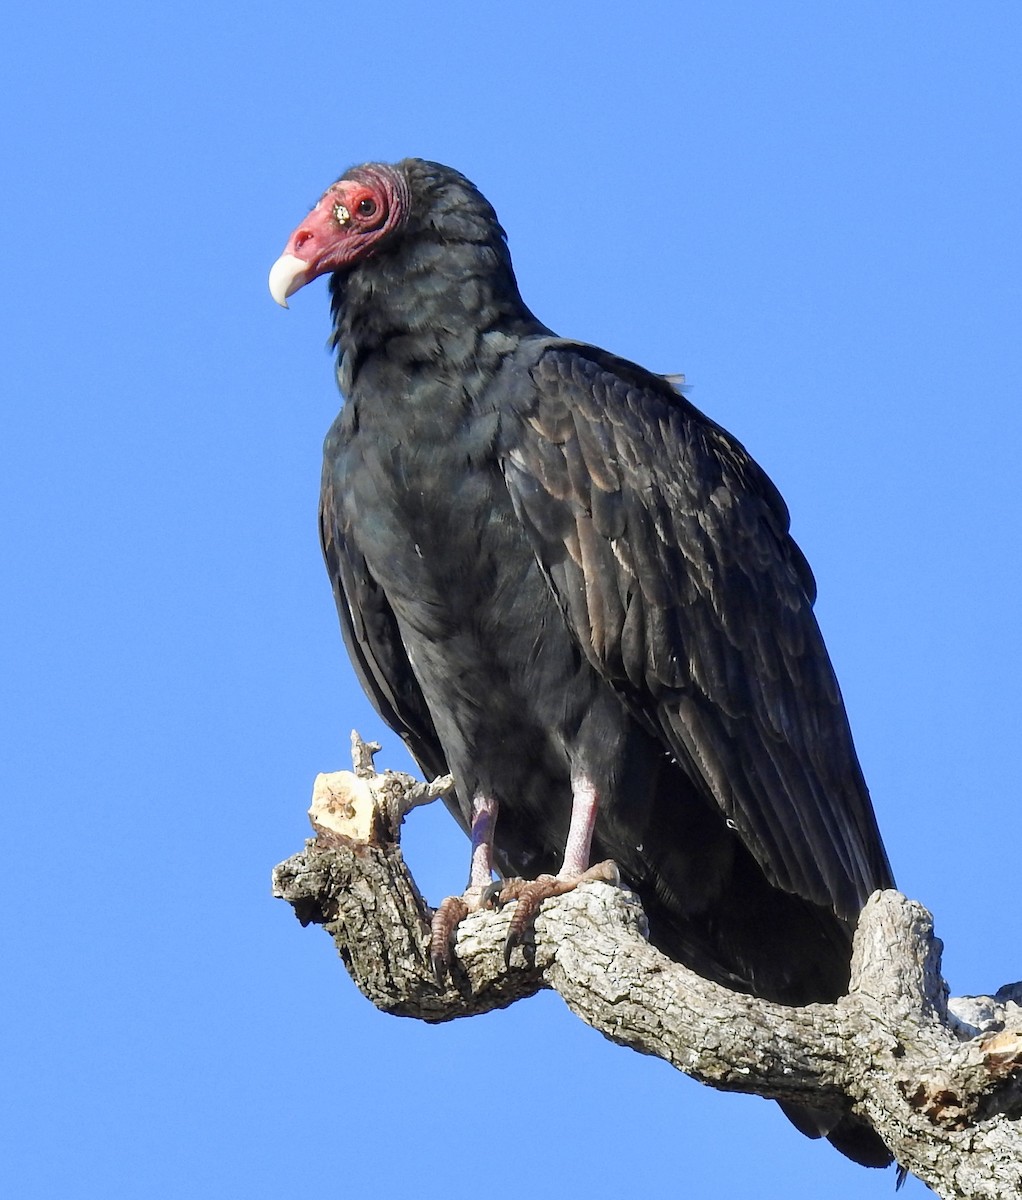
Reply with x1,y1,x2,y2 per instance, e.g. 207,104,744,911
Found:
308,732,454,846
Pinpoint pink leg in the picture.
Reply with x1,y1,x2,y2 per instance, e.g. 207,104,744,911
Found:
559,770,600,877
467,794,498,890
500,770,619,964
430,794,498,980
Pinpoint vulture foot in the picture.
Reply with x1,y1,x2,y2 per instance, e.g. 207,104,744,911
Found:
429,886,496,983
492,860,621,966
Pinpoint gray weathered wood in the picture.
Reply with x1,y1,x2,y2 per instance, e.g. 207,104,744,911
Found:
272,737,1022,1198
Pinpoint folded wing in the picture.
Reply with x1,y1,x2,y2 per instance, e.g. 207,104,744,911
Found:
496,340,893,919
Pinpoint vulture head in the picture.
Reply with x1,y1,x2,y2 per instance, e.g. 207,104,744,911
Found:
268,159,508,308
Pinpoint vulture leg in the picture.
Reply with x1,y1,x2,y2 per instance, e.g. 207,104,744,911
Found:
499,772,620,965
429,794,498,980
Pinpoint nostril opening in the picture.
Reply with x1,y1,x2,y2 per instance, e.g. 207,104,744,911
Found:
294,229,313,251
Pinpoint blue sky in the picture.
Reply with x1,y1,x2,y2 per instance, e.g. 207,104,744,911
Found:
4,3,1020,1197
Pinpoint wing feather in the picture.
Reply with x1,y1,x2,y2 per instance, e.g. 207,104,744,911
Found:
319,460,450,789
497,340,892,917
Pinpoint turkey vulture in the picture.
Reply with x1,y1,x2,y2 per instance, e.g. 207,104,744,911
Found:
270,159,894,1167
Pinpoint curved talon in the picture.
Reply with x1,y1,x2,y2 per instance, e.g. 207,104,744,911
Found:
504,875,558,965
435,861,626,974
502,862,623,967
429,895,469,983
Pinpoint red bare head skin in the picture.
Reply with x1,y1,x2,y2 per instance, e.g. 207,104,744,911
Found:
269,163,409,306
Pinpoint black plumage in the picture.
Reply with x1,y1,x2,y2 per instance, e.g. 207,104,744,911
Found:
271,159,894,1167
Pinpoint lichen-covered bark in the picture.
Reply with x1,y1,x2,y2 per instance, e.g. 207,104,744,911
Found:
272,736,1022,1199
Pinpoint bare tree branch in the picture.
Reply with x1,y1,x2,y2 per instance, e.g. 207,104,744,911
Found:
272,735,1022,1199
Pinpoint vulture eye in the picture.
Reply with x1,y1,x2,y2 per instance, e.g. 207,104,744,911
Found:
357,197,378,218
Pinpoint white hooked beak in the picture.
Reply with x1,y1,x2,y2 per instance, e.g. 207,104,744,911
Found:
268,253,311,308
